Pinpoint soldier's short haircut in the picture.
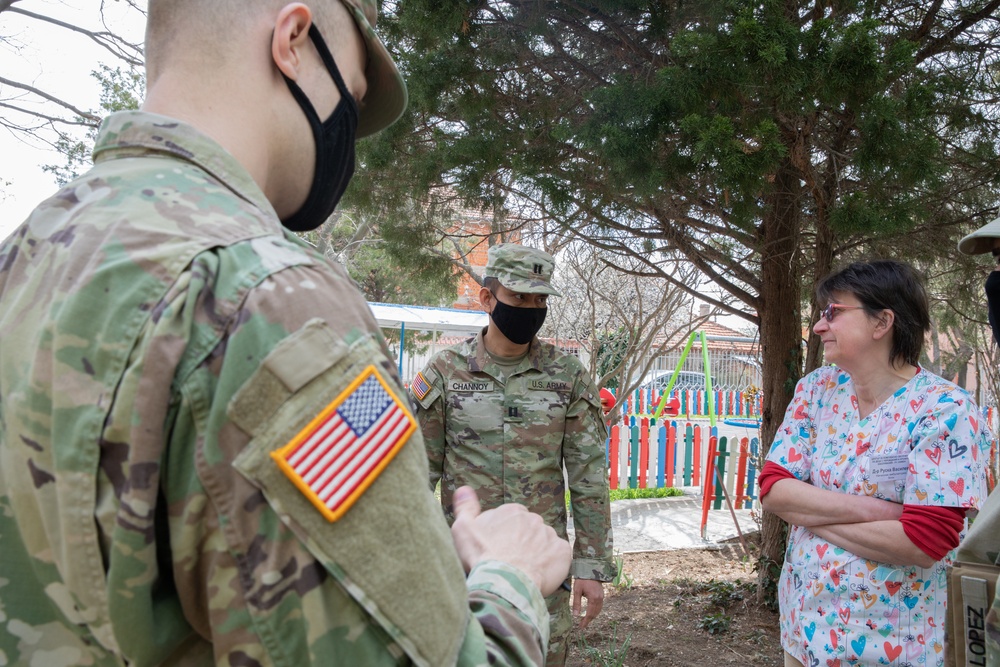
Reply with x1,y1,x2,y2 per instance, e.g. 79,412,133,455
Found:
483,277,500,293
145,0,341,82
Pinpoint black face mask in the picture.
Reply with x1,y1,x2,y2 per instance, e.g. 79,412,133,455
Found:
987,271,1000,345
279,24,358,232
489,293,547,345
986,270,1000,299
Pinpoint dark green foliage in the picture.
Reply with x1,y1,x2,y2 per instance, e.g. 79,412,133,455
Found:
694,578,755,634
358,0,1000,302
706,579,748,608
698,611,733,635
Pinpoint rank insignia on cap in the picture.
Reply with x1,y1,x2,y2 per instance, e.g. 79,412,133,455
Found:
271,366,416,522
411,371,432,401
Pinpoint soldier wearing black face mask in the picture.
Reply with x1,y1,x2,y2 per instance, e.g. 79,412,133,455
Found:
988,251,1000,346
410,243,616,667
958,218,1000,345
278,23,358,232
950,218,1000,666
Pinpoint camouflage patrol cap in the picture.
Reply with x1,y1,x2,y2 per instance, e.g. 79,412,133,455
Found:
958,216,1000,255
485,243,562,296
338,0,408,137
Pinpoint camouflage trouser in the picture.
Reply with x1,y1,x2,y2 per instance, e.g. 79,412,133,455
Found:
544,585,572,667
988,592,1000,667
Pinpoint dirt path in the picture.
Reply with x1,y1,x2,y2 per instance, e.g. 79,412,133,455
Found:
566,538,782,666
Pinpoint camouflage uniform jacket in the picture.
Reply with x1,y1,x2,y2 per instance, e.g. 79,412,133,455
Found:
413,330,615,581
953,486,1000,666
0,111,550,667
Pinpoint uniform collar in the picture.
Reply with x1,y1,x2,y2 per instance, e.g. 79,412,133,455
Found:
469,327,544,375
92,111,280,226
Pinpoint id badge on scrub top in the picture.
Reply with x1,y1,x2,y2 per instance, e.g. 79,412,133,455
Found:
868,453,910,485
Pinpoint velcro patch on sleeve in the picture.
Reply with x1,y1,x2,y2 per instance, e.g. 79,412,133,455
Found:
271,365,416,522
410,371,432,401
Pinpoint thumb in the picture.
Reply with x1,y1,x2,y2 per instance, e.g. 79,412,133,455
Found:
452,485,481,522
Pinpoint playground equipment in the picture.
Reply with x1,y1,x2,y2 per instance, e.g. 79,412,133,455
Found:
652,331,717,423
723,417,762,429
645,332,756,548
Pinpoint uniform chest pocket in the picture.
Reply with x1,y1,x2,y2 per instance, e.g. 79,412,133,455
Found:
444,383,504,437
507,389,570,427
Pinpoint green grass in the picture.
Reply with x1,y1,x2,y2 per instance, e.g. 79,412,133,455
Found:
611,552,633,591
609,486,684,501
565,486,683,510
575,622,632,666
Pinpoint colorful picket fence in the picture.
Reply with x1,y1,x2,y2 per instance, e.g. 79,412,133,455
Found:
618,387,763,419
606,418,760,510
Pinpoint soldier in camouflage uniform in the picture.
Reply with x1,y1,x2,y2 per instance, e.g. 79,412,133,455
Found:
0,2,573,665
411,244,616,667
955,219,1000,666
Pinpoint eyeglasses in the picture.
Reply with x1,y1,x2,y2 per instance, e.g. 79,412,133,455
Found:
820,303,863,322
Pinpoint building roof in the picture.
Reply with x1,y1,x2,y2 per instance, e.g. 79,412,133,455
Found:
656,320,760,355
368,302,487,336
700,320,747,338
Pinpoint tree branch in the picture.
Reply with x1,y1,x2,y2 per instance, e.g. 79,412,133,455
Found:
0,76,101,124
8,6,144,67
0,100,96,128
914,0,1000,63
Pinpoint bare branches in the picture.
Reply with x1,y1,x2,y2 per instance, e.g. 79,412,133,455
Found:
545,241,706,397
7,6,143,67
0,75,101,125
1,2,146,180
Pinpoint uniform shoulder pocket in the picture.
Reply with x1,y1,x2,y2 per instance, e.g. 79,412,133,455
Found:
409,368,442,411
228,319,468,666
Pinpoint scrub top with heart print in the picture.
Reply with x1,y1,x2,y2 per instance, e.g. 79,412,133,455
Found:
766,366,992,666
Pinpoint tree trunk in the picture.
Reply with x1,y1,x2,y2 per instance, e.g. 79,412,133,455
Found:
756,155,805,607
804,202,834,373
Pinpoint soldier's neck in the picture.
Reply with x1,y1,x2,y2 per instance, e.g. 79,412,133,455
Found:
483,325,530,359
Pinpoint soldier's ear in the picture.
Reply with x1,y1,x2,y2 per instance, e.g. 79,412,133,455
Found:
271,4,313,81
479,285,493,313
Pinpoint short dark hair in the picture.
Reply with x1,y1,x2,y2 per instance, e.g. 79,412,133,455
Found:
815,260,929,366
483,276,500,292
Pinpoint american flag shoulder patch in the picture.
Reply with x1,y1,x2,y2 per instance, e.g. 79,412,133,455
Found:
271,365,416,522
410,371,432,401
